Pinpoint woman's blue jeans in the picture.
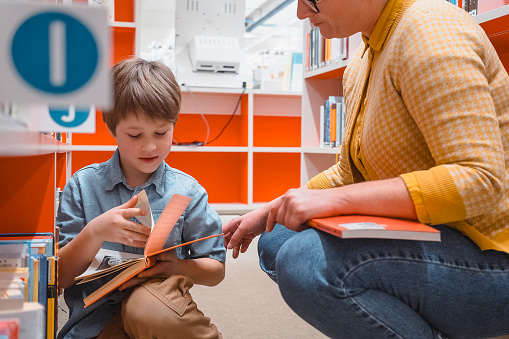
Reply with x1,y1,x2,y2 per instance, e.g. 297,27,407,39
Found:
258,224,509,338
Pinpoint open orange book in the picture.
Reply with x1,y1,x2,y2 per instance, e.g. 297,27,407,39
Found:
74,190,223,308
307,215,441,242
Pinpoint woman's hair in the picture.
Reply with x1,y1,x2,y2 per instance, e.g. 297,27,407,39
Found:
102,58,181,135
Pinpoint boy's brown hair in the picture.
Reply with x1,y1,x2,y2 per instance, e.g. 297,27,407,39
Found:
102,58,181,135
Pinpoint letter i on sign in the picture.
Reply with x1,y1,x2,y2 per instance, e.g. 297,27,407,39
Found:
49,20,66,88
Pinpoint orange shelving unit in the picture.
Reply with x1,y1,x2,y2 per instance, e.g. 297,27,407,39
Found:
65,0,302,212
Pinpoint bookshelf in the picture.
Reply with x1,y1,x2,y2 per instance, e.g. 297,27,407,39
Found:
299,4,509,185
64,0,303,214
70,88,302,214
475,4,509,69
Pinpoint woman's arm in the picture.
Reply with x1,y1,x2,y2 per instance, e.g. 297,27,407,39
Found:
267,176,417,232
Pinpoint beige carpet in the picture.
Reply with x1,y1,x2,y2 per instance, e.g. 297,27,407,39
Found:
190,235,327,338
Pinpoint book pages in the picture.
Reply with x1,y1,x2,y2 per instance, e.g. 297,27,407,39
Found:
133,190,154,229
144,194,192,257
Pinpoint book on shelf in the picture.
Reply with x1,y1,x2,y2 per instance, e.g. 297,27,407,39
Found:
319,105,325,147
468,0,478,16
0,232,58,337
319,96,345,148
446,0,477,15
0,318,19,339
324,98,331,147
0,267,29,304
329,96,343,147
0,302,45,339
306,26,350,71
0,279,25,310
0,242,30,269
0,232,56,257
46,256,57,339
74,190,224,308
308,215,441,242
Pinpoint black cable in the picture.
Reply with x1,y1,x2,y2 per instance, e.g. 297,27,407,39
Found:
173,84,247,146
206,85,247,145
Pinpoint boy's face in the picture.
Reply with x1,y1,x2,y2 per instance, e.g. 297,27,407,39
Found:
112,113,174,188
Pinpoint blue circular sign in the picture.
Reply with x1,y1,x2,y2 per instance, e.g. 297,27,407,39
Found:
11,12,98,94
49,106,90,127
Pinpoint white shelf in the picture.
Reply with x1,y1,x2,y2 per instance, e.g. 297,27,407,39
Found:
0,116,67,157
252,147,301,153
181,86,302,96
0,132,67,157
65,145,116,152
211,203,261,215
65,145,302,154
475,4,509,25
173,146,247,152
109,21,136,28
251,90,302,96
302,147,341,155
304,60,349,79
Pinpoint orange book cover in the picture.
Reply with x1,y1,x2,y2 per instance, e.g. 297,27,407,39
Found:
75,191,223,308
308,215,440,242
330,105,337,145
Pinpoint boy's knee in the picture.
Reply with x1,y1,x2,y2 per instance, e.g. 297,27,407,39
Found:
122,276,221,339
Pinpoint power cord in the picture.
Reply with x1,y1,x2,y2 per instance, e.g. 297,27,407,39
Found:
173,83,247,146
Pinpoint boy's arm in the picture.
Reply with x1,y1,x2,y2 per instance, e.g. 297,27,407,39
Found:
120,252,225,290
59,195,151,289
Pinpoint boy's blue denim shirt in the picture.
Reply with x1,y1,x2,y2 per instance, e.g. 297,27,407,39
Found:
56,149,225,339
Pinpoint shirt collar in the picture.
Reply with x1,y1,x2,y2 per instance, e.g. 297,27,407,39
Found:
363,0,407,53
104,148,166,197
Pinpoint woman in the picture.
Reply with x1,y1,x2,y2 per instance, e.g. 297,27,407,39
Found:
224,0,509,337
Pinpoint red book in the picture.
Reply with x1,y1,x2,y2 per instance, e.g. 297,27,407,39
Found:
308,215,440,242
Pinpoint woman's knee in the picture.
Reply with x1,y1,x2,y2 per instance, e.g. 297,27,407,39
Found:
275,229,327,293
258,224,297,282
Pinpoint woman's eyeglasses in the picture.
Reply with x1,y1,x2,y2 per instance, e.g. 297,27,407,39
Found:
301,0,321,13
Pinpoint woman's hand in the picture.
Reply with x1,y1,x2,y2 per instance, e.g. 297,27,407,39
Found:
267,186,332,232
223,204,276,258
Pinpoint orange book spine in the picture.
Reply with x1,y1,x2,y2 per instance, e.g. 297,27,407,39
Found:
330,106,337,145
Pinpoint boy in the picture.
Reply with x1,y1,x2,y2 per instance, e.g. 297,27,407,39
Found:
57,58,225,339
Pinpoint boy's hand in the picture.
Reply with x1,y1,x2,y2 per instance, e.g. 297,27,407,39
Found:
87,195,151,248
138,251,180,278
118,251,180,291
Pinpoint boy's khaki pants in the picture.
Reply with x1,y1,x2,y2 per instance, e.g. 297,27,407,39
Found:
97,275,222,339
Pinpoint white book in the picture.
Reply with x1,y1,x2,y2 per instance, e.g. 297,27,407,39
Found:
319,105,325,148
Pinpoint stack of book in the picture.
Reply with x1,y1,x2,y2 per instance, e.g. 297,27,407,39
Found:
446,0,478,16
319,96,345,148
306,27,349,71
0,233,58,339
